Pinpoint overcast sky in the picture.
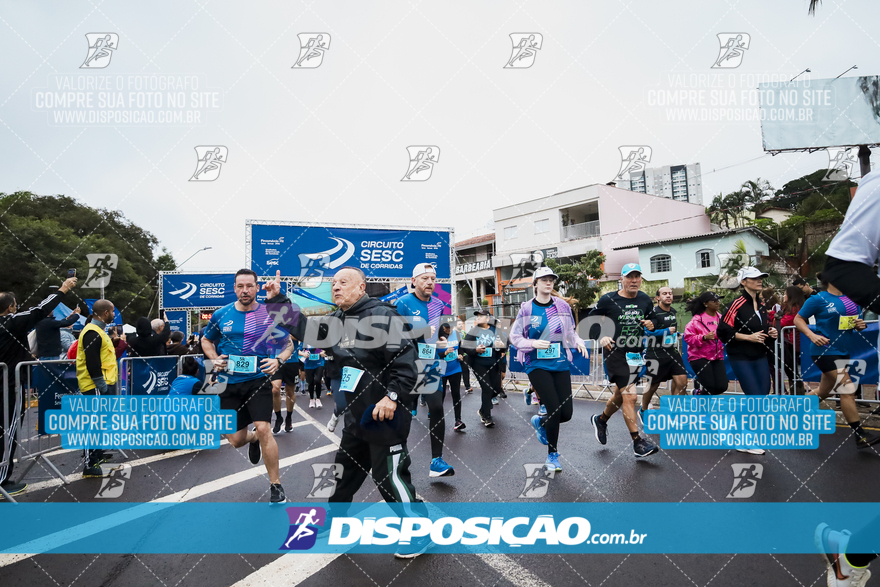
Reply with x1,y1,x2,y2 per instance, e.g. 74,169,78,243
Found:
2,0,878,271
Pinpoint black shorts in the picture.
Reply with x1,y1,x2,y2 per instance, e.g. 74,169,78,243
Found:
812,354,850,374
220,376,274,431
272,361,301,385
604,349,642,391
646,352,688,383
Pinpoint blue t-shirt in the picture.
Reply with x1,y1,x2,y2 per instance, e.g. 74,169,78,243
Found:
523,301,570,373
303,346,325,368
437,330,462,376
797,291,862,357
169,374,200,396
395,293,449,344
204,302,290,383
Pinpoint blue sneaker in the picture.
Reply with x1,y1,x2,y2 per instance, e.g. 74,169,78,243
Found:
538,404,547,416
411,408,418,417
524,390,532,406
545,452,561,472
429,456,455,477
531,415,548,445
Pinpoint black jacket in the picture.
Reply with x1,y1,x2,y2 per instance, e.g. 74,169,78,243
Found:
462,324,505,370
127,317,171,357
717,291,773,360
0,292,66,372
35,312,79,357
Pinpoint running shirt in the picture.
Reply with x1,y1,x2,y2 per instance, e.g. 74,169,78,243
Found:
797,291,862,357
646,304,679,360
204,302,289,384
303,346,325,368
438,330,462,376
523,299,570,373
395,292,449,344
589,291,654,352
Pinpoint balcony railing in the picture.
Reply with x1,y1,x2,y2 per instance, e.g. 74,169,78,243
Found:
561,220,600,241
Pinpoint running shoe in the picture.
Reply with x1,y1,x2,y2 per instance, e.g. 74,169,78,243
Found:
633,436,659,458
538,404,547,416
524,390,532,405
284,415,293,433
0,481,28,497
531,393,539,404
736,448,766,455
316,399,323,409
429,457,455,477
82,464,108,478
248,437,262,465
591,414,607,445
327,413,339,433
855,430,880,450
465,388,473,394
454,420,466,432
272,417,283,435
531,415,548,445
478,410,495,428
491,397,500,405
815,523,872,587
394,535,432,559
545,452,562,472
326,390,333,396
637,407,646,427
499,391,507,399
309,399,316,409
419,396,427,407
270,483,287,504
411,409,418,417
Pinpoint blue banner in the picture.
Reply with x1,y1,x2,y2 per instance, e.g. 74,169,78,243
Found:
34,362,78,435
249,223,452,280
165,311,188,338
128,357,179,396
800,323,879,384
1,503,878,554
83,299,124,326
161,273,237,309
52,302,86,327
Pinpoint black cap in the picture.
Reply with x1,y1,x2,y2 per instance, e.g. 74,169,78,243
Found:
473,308,491,316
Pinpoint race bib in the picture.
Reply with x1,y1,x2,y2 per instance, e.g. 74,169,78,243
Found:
227,355,257,374
479,347,492,358
839,316,857,330
417,343,436,360
444,345,458,362
536,343,561,360
340,367,365,393
625,352,645,367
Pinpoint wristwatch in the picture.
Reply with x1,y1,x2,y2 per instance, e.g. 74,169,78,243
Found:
277,357,286,365
386,391,399,402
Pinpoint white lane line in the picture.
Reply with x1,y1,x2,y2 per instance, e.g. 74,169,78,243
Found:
477,554,554,587
293,404,341,446
0,443,339,566
231,553,342,587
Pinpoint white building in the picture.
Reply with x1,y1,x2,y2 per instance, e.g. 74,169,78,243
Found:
616,163,703,205
453,233,496,312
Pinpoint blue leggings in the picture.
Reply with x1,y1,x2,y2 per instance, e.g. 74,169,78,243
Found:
729,358,770,395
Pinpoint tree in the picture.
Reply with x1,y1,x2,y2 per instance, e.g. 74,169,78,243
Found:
545,250,605,320
0,191,176,322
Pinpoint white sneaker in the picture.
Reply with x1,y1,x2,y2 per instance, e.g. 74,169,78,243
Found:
316,399,323,409
815,523,873,587
327,413,339,432
309,399,316,409
735,448,766,455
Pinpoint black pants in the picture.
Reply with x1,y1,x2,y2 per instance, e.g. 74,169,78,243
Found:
329,431,423,506
472,363,502,416
527,369,573,454
460,361,472,390
443,372,462,422
419,382,447,459
305,367,324,400
689,359,728,395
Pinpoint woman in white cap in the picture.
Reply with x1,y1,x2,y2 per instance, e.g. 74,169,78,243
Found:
509,266,588,472
716,267,778,454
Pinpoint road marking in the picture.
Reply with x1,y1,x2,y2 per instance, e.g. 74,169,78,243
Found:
477,554,554,587
231,553,341,587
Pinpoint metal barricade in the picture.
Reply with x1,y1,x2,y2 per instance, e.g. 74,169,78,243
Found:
120,355,180,397
177,354,204,375
0,362,13,502
13,360,75,485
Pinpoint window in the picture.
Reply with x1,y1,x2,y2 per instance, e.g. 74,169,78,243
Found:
697,249,714,268
650,254,671,273
534,219,549,234
504,226,517,240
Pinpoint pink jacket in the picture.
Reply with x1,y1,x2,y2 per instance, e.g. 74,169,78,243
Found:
683,313,725,362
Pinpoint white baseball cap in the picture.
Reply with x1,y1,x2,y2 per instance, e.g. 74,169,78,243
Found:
533,266,558,280
737,266,769,282
412,263,436,279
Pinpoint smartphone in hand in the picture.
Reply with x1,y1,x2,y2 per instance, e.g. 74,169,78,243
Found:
67,268,76,278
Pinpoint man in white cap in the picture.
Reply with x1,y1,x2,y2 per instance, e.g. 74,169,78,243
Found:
588,263,660,458
394,262,455,478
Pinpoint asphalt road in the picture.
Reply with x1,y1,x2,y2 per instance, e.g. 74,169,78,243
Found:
2,387,878,587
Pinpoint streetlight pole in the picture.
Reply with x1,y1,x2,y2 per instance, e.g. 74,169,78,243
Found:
149,247,212,318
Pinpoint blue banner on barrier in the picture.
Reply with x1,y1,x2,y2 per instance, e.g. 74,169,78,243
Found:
128,357,178,395
165,311,188,338
34,362,78,435
800,323,879,384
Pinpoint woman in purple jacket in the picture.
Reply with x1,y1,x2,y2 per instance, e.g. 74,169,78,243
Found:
510,267,588,472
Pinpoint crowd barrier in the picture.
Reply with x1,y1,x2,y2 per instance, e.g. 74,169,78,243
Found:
0,363,12,502
120,355,179,396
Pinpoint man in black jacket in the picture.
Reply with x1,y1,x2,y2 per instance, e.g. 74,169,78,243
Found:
127,314,170,357
0,276,78,495
35,305,81,360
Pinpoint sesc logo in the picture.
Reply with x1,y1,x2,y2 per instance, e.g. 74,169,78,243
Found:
169,282,197,300
280,507,326,550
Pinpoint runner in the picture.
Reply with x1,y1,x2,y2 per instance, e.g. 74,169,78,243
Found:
437,322,465,432
463,309,506,428
395,263,454,478
509,267,588,472
455,319,474,393
588,263,659,458
683,292,729,395
201,269,304,503
303,345,325,409
793,273,879,449
640,286,687,422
